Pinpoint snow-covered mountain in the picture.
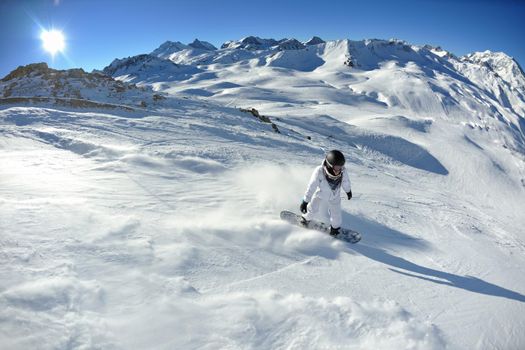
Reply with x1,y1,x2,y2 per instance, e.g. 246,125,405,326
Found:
119,37,525,157
150,40,190,58
102,54,202,84
188,39,217,51
220,36,281,50
1,36,525,349
304,36,326,46
219,36,315,51
462,50,525,95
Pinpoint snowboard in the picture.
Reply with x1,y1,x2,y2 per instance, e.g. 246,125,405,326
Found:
280,210,361,244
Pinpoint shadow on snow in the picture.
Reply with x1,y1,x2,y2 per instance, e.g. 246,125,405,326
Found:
344,212,525,303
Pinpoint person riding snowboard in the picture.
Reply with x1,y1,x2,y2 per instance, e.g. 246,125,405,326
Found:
300,150,352,236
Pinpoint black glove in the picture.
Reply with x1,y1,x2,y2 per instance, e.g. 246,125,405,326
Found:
300,200,308,214
347,191,353,200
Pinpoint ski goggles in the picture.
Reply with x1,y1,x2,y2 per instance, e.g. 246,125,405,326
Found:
325,159,345,170
323,165,343,179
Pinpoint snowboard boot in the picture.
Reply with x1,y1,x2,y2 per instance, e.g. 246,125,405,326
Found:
300,216,310,227
329,226,341,237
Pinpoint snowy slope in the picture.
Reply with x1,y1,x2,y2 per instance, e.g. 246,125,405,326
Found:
0,101,447,349
1,36,525,349
138,37,525,190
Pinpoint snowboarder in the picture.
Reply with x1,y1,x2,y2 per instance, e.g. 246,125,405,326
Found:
300,150,352,236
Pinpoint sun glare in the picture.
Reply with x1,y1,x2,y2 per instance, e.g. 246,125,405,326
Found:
40,29,65,56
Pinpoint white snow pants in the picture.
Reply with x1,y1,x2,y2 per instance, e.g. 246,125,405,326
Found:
303,190,342,228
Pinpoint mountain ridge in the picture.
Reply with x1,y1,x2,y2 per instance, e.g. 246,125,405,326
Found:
2,36,524,157
101,36,525,157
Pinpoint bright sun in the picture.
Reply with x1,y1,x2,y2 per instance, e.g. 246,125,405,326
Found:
40,29,65,55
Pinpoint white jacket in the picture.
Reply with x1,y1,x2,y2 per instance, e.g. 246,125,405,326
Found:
303,163,352,202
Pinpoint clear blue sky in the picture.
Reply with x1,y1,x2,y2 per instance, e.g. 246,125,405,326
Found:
1,0,524,77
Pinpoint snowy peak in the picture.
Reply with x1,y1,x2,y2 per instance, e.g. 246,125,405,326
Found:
463,50,519,70
103,54,177,77
221,36,280,50
151,40,190,58
422,44,456,59
304,36,325,46
150,39,216,60
318,38,422,70
330,38,460,70
188,39,217,51
102,54,201,83
362,38,415,53
276,38,305,50
461,50,525,92
220,36,310,51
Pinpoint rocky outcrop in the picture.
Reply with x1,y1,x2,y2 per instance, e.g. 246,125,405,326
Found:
304,36,325,46
221,36,309,51
0,62,163,108
240,107,280,133
276,39,305,50
102,54,179,76
188,39,217,51
102,53,201,83
221,36,277,50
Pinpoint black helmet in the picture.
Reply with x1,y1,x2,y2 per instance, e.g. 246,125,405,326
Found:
325,150,345,168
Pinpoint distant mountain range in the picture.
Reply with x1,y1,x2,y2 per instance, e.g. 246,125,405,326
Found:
2,35,524,155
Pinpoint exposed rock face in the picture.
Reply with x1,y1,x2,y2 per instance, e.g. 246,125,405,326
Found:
304,36,325,46
1,63,51,81
188,39,217,51
276,39,305,50
221,36,280,50
220,36,310,51
240,107,280,133
0,62,162,108
102,54,179,76
101,53,202,84
1,63,103,83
